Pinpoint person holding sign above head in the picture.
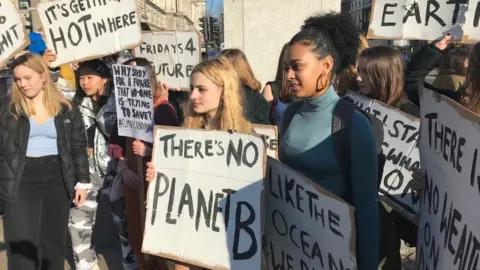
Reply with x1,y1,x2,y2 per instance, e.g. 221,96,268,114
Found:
0,53,89,270
144,56,253,270
410,40,480,189
108,57,178,270
220,49,270,125
70,59,118,270
279,12,380,269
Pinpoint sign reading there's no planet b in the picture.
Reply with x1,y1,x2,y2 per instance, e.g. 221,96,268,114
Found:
143,127,265,269
38,0,142,67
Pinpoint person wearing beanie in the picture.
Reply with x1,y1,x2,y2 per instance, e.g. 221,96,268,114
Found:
69,59,118,270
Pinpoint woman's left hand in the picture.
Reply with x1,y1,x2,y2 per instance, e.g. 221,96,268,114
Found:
132,140,152,157
74,189,88,205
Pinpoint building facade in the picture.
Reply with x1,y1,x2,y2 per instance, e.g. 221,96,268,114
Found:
346,0,371,34
14,0,205,33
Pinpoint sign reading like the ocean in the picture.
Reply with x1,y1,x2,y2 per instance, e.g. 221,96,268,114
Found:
265,157,357,270
143,127,265,269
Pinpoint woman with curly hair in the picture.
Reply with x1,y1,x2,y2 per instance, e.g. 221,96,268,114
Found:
280,12,380,269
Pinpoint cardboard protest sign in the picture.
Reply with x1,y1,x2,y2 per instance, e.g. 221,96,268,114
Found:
367,0,466,40
112,64,154,143
135,31,200,91
346,91,421,223
38,0,142,67
0,1,29,67
462,0,480,43
417,88,480,269
143,127,265,269
265,157,357,270
252,124,278,159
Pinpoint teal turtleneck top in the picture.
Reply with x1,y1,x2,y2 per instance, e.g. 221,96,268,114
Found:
279,85,379,270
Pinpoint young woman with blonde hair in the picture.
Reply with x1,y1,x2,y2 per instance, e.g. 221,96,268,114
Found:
143,56,251,270
220,49,270,124
0,53,89,270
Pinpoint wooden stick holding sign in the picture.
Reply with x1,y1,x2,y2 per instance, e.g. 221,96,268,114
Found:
142,126,266,269
0,1,30,67
136,155,150,263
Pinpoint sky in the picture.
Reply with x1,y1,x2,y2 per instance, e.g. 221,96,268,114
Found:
207,0,223,17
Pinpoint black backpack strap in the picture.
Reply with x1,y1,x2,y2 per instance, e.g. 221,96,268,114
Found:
332,98,356,178
279,100,303,141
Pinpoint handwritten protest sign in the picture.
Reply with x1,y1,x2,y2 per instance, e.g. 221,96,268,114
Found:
346,91,420,223
252,124,278,159
143,127,265,269
135,31,200,90
0,1,29,67
38,0,142,67
417,88,480,269
265,157,356,270
462,0,480,42
368,0,466,40
112,64,154,143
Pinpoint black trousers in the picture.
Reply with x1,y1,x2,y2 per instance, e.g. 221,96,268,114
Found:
3,155,71,270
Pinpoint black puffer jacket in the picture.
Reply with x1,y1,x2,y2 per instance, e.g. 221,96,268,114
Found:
0,98,90,215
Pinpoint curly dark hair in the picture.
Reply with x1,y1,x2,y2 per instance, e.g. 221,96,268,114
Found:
296,12,361,74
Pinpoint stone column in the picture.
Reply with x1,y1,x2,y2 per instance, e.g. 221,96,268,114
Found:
224,0,340,85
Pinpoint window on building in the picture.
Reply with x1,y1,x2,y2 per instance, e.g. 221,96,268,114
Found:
18,0,30,9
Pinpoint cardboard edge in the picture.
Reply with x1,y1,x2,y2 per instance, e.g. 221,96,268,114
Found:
252,124,279,159
461,34,480,45
380,195,418,225
0,2,31,68
366,0,377,39
140,249,230,270
423,87,480,124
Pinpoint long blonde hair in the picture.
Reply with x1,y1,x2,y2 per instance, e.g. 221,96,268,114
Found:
220,49,262,91
10,53,71,119
184,56,252,132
